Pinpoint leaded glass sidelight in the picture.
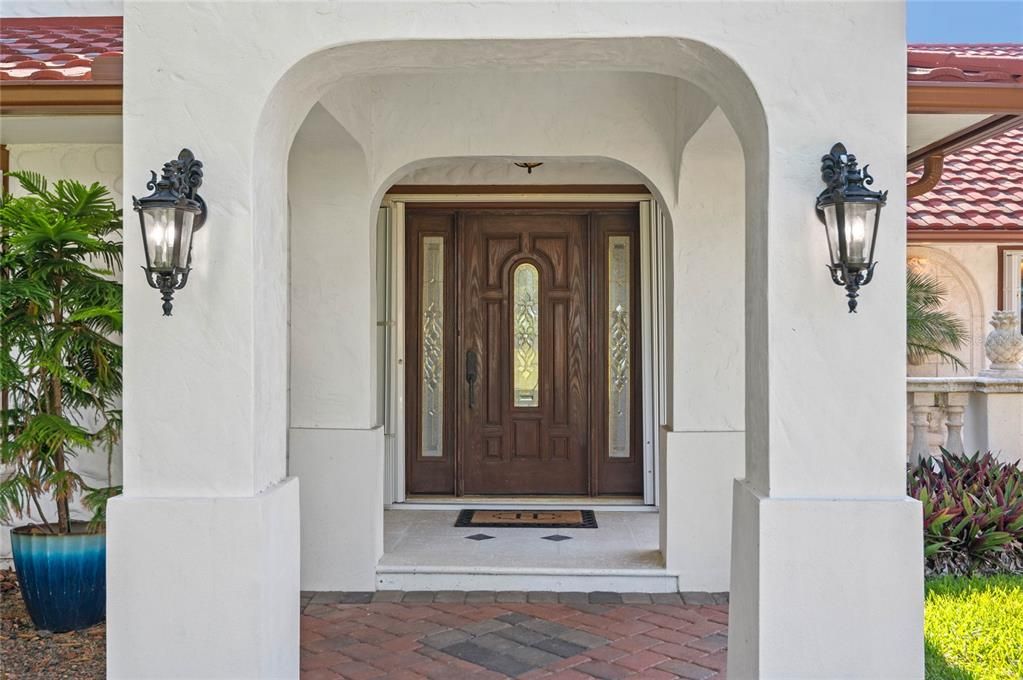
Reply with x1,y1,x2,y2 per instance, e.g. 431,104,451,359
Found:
513,263,540,407
608,236,631,458
421,236,444,457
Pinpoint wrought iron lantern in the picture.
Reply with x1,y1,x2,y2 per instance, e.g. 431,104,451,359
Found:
133,149,207,316
815,143,887,313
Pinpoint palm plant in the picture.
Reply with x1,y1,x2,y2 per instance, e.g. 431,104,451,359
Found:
907,270,967,370
1,171,123,535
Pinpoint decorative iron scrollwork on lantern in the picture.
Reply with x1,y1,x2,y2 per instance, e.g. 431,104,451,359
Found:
133,149,207,316
815,143,887,313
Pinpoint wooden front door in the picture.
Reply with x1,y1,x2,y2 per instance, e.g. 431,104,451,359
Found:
405,206,642,496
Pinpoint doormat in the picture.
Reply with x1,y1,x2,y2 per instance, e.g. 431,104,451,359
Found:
455,509,598,528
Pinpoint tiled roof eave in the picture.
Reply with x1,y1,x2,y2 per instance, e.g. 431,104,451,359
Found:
0,79,116,86
907,229,1023,243
908,80,1023,89
907,125,1023,235
0,80,122,114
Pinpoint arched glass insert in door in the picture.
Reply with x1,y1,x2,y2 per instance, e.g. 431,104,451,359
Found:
513,262,540,407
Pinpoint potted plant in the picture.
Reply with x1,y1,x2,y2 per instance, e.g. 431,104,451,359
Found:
1,171,122,632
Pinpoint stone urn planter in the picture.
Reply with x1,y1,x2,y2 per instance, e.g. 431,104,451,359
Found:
981,311,1023,375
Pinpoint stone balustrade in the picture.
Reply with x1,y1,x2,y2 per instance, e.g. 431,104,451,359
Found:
907,311,1023,463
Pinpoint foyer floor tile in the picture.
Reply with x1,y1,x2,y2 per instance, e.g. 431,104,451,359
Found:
300,592,728,679
381,510,662,570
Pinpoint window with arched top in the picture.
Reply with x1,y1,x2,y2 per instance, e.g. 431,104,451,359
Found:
513,262,540,407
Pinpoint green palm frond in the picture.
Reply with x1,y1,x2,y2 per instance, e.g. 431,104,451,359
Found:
907,271,967,370
1,171,122,534
6,170,48,196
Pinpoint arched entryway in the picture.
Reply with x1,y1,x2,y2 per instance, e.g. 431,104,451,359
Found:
278,52,755,598
111,6,921,677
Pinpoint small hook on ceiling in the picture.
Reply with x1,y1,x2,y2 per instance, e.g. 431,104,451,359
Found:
514,162,544,175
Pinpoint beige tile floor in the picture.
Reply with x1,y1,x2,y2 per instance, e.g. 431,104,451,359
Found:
380,509,663,570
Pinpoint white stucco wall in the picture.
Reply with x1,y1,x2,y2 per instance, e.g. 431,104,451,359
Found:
7,144,123,201
289,104,373,430
2,144,124,562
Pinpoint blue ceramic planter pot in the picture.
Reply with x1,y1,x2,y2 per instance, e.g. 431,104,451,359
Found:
10,522,106,632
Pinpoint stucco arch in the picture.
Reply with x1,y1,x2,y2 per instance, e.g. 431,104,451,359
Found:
254,37,769,490
907,245,986,374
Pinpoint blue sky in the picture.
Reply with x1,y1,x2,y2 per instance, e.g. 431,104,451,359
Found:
908,1,1023,43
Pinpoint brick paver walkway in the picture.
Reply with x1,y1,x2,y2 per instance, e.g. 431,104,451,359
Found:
301,591,728,679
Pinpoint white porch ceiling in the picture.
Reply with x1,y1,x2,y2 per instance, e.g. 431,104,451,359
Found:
907,113,988,155
0,114,122,145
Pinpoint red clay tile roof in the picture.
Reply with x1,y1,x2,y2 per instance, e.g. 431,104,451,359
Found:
908,125,1023,232
0,16,122,81
908,44,1023,84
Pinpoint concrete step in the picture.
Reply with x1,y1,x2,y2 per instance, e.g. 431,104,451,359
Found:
376,564,681,592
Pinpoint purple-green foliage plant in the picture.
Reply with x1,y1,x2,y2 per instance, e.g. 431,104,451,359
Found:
909,451,1023,575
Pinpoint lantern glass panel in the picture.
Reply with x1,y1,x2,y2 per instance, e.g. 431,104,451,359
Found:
824,202,876,268
143,207,195,271
823,204,841,267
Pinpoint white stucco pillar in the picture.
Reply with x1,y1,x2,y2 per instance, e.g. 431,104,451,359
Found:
287,105,385,591
662,108,746,591
107,3,299,677
726,6,924,674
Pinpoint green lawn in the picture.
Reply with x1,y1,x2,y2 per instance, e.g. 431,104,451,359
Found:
925,575,1023,680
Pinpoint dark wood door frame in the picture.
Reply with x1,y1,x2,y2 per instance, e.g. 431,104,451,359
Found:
404,204,644,497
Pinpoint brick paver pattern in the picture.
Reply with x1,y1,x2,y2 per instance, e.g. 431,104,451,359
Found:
301,591,728,679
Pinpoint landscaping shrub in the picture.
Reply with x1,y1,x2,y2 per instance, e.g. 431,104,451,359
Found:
925,574,1023,680
909,451,1023,575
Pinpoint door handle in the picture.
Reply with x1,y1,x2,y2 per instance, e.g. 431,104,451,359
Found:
466,349,479,409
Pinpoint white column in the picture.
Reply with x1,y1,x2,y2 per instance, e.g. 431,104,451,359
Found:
108,4,299,677
662,107,746,591
726,15,924,672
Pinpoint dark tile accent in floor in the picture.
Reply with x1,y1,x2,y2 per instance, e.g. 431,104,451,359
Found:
465,533,496,541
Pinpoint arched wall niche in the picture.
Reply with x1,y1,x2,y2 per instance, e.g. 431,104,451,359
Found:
907,245,986,375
